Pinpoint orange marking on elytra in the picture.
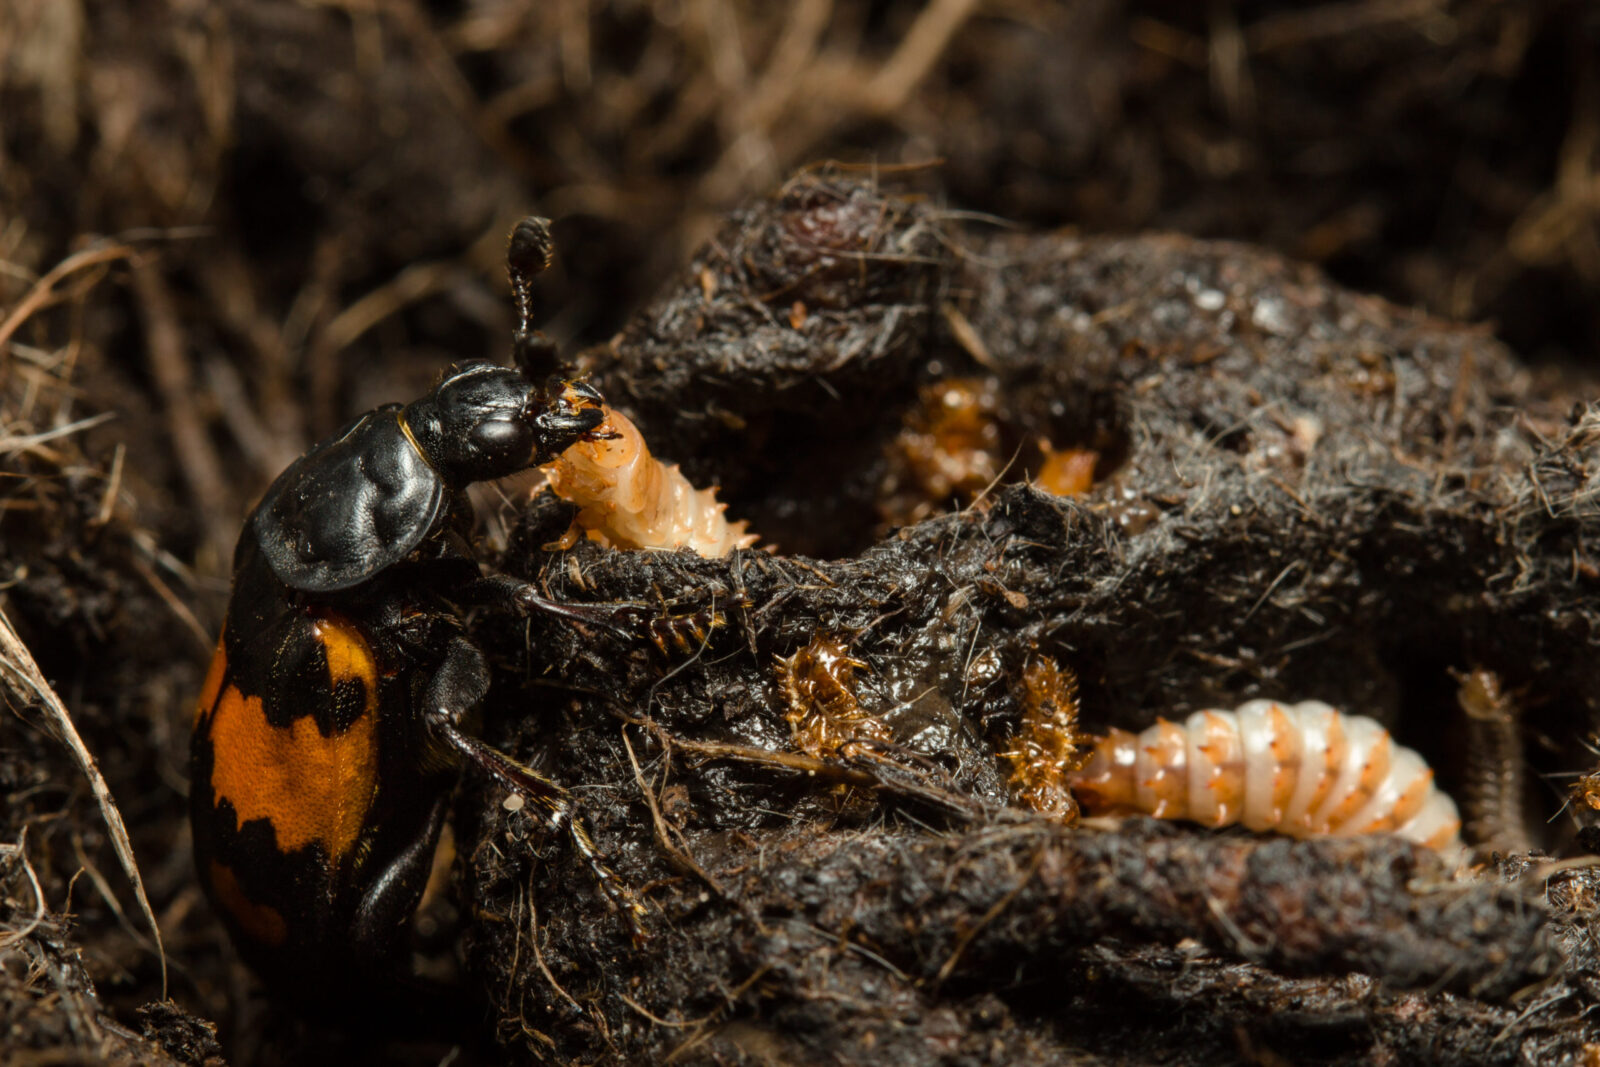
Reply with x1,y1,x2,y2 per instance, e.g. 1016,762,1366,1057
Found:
202,617,380,863
195,633,229,726
206,686,378,862
314,616,381,709
208,859,287,946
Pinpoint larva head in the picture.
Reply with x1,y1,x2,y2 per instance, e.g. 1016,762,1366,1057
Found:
402,362,605,486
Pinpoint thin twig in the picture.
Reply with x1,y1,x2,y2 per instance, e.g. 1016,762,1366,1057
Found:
621,727,724,896
0,244,132,350
662,731,981,821
0,605,167,996
125,551,213,654
316,260,463,355
860,0,982,115
0,412,116,456
0,829,46,950
527,895,583,1015
130,254,234,568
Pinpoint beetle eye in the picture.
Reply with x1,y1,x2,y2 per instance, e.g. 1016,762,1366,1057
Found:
469,419,531,456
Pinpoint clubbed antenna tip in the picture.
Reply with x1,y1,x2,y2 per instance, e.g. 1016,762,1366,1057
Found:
507,216,561,380
508,217,555,280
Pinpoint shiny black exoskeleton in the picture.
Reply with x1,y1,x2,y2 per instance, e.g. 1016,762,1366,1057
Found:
190,219,645,1004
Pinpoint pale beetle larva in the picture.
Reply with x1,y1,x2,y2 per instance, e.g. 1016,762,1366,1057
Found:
1069,700,1464,860
504,216,754,559
546,399,757,557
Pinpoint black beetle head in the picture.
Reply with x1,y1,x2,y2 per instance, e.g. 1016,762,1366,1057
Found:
402,362,604,486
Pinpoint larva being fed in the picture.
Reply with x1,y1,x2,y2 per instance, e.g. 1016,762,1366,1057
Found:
502,217,754,559
545,400,757,557
1069,700,1464,858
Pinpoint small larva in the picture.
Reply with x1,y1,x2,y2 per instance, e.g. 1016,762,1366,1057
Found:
879,376,1003,527
546,400,757,557
998,656,1090,822
1069,700,1464,857
778,635,889,759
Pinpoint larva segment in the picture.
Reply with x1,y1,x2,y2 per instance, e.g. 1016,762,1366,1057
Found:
1397,790,1465,853
1068,701,1464,858
1135,720,1189,819
1071,727,1141,813
546,402,757,557
1309,714,1390,834
1343,747,1428,833
1186,711,1245,827
1236,700,1301,831
1279,703,1340,833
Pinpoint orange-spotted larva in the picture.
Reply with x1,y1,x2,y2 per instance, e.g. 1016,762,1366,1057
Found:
879,377,1102,526
1573,759,1600,818
997,656,1089,822
1069,700,1464,858
778,635,889,759
546,399,757,557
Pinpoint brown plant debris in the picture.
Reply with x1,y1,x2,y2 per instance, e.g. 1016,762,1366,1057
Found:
451,173,1600,1065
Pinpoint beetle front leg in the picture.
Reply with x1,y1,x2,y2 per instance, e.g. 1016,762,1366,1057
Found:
457,573,660,641
423,636,650,942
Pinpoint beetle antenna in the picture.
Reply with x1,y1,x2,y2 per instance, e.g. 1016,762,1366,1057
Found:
507,217,563,382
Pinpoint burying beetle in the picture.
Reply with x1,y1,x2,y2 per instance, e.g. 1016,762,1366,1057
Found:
190,219,647,1004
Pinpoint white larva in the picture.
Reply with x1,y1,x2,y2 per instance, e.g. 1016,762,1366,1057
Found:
546,403,757,557
1068,700,1463,858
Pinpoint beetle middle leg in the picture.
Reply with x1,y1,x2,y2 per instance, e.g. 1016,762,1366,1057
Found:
350,794,451,972
447,572,637,640
423,634,650,941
